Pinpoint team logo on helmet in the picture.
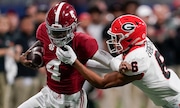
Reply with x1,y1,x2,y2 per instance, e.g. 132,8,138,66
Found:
122,23,135,31
49,43,55,51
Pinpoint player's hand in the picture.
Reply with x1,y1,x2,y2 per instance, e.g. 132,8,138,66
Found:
19,50,38,69
56,45,77,65
119,61,132,73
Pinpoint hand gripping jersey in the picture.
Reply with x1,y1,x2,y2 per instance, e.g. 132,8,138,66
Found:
123,37,180,106
36,22,98,94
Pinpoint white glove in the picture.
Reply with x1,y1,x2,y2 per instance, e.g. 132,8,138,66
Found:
56,45,77,65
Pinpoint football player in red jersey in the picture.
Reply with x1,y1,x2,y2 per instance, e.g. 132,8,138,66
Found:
57,15,180,108
19,2,119,108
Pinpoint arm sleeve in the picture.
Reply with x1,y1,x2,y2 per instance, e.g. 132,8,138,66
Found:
109,55,122,71
92,49,113,67
92,50,122,72
86,59,111,73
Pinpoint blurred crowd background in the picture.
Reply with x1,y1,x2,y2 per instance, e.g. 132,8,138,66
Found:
0,0,180,108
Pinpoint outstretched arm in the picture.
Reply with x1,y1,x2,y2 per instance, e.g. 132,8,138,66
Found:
73,59,142,89
56,45,143,89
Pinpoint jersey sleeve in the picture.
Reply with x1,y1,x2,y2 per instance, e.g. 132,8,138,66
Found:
75,33,98,59
123,47,150,76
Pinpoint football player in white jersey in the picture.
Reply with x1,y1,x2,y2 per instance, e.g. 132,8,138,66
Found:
56,14,180,108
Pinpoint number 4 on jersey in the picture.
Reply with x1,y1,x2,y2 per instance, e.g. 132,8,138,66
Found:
46,59,62,82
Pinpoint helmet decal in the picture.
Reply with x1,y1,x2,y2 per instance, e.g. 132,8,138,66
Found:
122,23,135,31
69,10,77,20
55,2,65,24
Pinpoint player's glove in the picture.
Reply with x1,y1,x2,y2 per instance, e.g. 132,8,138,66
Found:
56,45,77,65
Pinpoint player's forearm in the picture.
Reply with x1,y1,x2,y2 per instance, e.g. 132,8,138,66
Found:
73,59,107,89
86,60,112,73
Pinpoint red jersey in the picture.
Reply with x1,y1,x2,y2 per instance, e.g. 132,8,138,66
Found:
36,22,98,94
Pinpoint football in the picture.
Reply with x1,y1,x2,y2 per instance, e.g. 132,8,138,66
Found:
27,46,44,67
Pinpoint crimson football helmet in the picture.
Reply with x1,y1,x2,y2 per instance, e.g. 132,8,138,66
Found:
106,14,147,54
46,2,77,47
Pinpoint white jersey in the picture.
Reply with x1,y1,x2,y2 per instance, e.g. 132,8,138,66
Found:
123,38,180,106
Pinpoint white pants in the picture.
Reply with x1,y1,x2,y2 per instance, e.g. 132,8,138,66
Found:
18,86,87,108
